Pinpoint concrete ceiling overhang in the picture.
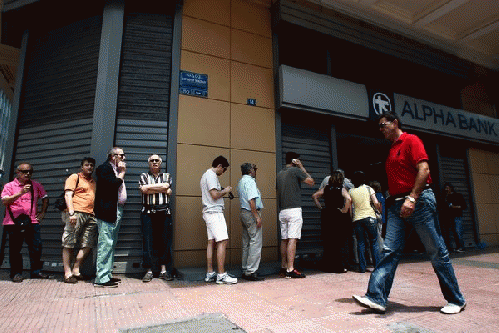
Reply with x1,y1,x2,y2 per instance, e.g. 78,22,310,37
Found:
303,0,499,71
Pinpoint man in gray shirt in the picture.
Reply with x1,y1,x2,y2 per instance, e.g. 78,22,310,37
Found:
276,152,314,278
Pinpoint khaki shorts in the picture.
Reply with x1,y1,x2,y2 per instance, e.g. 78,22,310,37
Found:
279,208,303,239
61,211,97,248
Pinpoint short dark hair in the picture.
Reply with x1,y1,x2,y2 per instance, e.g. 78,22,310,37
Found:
285,152,300,164
241,163,253,175
379,111,402,128
351,171,366,188
81,157,96,166
212,155,229,168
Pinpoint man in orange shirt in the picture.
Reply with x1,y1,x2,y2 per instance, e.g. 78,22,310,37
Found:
61,157,97,283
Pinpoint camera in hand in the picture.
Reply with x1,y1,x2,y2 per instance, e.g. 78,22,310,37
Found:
222,188,234,200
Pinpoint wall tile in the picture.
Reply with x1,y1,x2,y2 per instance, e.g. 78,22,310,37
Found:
183,0,231,26
476,203,498,234
182,17,230,59
479,233,499,247
177,96,230,147
472,173,492,204
231,29,272,68
176,144,231,196
231,62,274,108
174,250,205,268
468,149,488,174
231,0,271,37
231,104,276,152
486,152,499,175
181,51,230,102
174,196,209,251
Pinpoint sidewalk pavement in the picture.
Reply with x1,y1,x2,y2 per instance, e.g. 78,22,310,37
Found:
1,247,498,333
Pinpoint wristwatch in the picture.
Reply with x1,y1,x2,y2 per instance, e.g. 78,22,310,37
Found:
405,196,416,204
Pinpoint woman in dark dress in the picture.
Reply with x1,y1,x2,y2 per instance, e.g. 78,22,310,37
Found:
312,170,352,273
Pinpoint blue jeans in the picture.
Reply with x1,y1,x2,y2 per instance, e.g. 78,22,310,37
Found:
365,189,465,307
95,206,123,284
354,217,380,272
451,217,464,250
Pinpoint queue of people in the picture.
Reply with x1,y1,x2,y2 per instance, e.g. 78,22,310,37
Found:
1,111,467,314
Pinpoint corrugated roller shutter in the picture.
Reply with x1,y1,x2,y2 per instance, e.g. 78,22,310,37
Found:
11,119,94,268
8,16,101,270
281,122,331,257
113,13,173,273
440,156,476,248
20,16,101,127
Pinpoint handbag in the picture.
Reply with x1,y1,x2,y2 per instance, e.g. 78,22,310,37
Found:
54,174,79,211
6,184,34,232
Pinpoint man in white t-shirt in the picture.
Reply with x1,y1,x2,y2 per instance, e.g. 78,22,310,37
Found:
200,156,237,284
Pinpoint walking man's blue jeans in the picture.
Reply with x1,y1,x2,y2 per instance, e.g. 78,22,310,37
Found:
365,189,465,307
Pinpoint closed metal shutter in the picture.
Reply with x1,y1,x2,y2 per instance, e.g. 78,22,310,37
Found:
9,16,101,269
113,13,173,273
281,120,331,257
439,156,476,248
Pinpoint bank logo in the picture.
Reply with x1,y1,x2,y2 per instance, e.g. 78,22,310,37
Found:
372,93,392,115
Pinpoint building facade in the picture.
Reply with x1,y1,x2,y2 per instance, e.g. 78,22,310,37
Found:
1,0,498,273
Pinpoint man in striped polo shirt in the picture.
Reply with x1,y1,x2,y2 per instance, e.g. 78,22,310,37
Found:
139,154,173,282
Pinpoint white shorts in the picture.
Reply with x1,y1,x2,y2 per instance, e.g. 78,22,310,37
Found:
279,208,303,239
203,212,229,242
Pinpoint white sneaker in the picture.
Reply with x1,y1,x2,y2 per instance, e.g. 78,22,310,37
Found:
216,272,237,284
352,295,386,313
205,271,216,282
440,302,466,314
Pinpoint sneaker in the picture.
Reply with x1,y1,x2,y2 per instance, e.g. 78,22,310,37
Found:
110,277,121,283
286,269,306,279
142,271,154,283
242,272,264,281
455,248,465,253
352,295,386,313
278,268,287,277
12,274,23,283
159,271,174,281
440,302,466,314
94,281,119,288
216,272,238,284
205,271,217,282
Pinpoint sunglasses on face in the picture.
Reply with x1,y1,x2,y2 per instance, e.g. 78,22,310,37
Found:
19,169,33,174
378,121,392,128
114,153,125,157
150,159,161,163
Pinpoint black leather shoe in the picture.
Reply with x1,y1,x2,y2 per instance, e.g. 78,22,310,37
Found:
30,272,50,279
242,273,264,281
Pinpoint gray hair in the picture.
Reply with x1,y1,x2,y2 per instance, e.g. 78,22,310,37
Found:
107,147,123,160
240,163,254,175
148,154,163,164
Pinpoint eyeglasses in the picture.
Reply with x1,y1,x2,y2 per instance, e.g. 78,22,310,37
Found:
150,159,161,163
378,121,392,128
19,169,33,174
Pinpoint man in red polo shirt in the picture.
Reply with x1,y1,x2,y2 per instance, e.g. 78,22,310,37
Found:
1,163,49,282
353,112,466,315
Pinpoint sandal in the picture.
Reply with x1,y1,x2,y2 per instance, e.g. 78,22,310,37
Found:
64,276,78,284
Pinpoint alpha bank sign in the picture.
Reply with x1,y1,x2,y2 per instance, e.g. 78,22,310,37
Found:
393,94,499,144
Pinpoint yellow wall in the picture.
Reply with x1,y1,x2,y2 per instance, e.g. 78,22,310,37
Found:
468,148,499,246
175,0,277,268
